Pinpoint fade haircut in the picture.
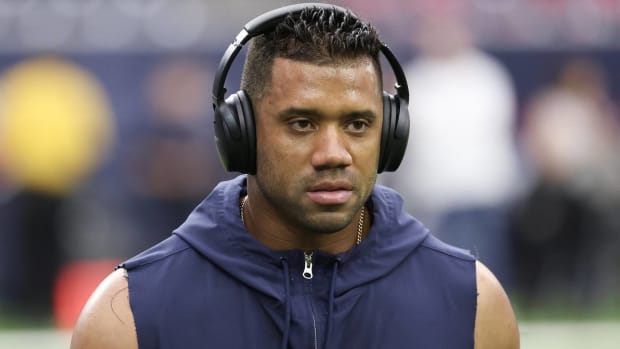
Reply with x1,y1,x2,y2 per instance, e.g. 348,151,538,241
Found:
241,6,383,103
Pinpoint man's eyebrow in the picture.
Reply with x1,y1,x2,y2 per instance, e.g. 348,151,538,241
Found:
348,110,378,120
278,107,320,118
277,107,378,120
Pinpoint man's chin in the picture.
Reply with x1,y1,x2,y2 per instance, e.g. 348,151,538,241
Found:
300,211,355,235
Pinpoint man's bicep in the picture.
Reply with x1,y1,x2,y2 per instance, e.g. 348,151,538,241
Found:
474,260,520,349
71,268,138,349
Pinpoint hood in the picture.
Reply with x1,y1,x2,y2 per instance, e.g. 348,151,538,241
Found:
173,175,430,299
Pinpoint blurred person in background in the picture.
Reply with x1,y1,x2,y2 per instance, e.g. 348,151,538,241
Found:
0,56,114,318
52,56,227,329
120,56,228,253
380,2,523,287
60,57,227,261
511,57,620,310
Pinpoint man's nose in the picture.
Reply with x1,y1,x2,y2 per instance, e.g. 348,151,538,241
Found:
311,126,353,170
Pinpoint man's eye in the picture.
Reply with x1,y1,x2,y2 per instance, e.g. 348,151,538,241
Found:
347,120,369,133
291,119,313,131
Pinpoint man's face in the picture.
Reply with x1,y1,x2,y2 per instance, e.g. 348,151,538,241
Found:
250,56,383,235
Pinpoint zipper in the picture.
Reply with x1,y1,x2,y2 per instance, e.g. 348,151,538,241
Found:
303,251,314,279
312,313,318,349
303,251,318,348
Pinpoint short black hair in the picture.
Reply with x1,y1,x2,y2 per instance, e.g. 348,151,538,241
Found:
241,6,383,103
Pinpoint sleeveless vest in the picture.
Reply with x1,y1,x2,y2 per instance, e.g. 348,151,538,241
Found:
122,176,477,348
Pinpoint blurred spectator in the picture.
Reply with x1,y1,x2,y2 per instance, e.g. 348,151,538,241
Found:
512,57,620,309
120,56,227,250
0,56,114,317
380,5,523,286
60,57,228,262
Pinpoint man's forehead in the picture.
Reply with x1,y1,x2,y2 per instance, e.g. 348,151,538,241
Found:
269,56,382,91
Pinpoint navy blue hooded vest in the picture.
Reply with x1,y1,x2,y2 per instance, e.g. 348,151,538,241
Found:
122,176,477,349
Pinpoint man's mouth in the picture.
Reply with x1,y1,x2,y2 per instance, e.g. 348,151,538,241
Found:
307,181,353,205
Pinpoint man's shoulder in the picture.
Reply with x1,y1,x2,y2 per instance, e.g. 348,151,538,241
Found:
71,269,138,349
474,261,520,348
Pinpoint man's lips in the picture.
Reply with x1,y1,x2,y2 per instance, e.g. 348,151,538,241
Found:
307,181,353,205
306,190,353,205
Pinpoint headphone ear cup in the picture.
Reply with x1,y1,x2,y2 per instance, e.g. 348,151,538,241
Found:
213,90,256,174
378,92,410,173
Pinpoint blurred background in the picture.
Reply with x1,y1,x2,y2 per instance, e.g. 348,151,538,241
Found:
0,0,618,348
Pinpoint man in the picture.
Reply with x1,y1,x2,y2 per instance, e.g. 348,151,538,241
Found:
71,4,519,349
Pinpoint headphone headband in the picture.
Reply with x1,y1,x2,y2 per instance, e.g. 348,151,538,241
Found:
211,3,409,108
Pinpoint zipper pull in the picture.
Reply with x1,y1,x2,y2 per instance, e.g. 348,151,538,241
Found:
302,251,314,279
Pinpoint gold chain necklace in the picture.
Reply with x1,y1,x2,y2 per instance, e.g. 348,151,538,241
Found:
240,195,366,245
355,206,365,245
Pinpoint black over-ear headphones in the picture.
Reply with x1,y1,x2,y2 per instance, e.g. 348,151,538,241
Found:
212,3,410,174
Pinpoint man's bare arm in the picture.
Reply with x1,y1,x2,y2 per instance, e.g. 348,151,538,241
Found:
474,260,520,349
71,268,138,349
